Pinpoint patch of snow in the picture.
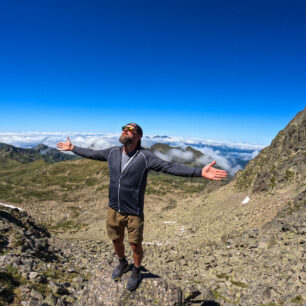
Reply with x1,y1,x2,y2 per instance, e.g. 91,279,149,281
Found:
0,202,23,211
241,196,250,204
143,242,163,246
179,226,185,232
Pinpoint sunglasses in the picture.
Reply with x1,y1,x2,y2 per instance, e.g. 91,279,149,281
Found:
122,125,136,132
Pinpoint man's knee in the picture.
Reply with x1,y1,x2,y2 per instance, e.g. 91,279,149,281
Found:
113,235,124,245
130,242,143,253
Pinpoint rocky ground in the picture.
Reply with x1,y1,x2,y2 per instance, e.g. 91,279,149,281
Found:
1,187,305,305
0,205,110,305
77,258,186,306
151,191,305,305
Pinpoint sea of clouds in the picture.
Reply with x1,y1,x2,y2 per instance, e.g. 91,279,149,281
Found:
0,132,265,176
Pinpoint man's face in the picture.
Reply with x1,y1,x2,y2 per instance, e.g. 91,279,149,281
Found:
119,124,141,145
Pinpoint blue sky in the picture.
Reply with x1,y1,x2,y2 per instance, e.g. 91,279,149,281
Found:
0,0,305,145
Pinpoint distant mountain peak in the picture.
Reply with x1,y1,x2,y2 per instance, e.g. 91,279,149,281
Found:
152,135,172,139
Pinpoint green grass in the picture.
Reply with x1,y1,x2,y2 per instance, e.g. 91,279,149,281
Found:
67,206,81,218
291,295,303,305
148,171,208,194
230,280,248,288
49,220,88,232
285,170,294,181
0,158,109,203
162,199,177,211
42,268,80,283
216,273,230,280
212,289,239,304
268,236,277,249
0,157,211,206
0,265,27,304
31,283,52,297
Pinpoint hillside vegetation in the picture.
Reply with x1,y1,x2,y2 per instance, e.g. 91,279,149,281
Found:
0,153,225,241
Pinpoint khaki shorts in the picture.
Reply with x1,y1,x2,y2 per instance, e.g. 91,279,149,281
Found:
106,207,144,244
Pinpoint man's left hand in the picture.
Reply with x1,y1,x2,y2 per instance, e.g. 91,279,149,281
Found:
202,161,228,180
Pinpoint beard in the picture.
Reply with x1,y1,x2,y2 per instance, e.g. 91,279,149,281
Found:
119,134,133,145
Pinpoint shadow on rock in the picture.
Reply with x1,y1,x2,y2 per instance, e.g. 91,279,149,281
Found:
184,287,220,306
139,266,160,280
78,257,182,305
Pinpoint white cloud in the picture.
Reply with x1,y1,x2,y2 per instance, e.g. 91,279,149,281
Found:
153,147,243,176
169,149,194,162
145,135,265,151
0,131,265,150
229,165,244,176
0,132,263,176
196,147,230,167
195,147,244,176
153,151,172,162
0,132,120,150
153,149,194,163
228,150,260,161
72,135,119,150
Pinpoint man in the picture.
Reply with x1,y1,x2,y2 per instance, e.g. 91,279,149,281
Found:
57,123,227,291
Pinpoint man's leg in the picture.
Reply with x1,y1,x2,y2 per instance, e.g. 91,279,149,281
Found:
126,214,144,291
113,235,125,259
106,207,129,280
111,235,129,281
130,243,143,267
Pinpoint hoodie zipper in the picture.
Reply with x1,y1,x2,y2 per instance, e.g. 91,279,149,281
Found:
118,150,138,213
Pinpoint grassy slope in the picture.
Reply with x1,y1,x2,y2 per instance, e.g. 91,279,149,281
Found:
0,157,212,203
1,154,297,244
0,158,216,238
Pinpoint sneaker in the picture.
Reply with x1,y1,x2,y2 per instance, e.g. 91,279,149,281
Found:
111,257,129,281
125,266,141,291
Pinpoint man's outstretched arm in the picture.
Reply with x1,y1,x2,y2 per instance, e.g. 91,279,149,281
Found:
56,137,113,161
146,150,227,180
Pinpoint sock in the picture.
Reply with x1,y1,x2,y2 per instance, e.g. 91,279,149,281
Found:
119,256,127,263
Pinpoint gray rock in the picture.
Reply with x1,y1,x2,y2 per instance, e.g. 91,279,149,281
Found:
0,255,6,264
77,258,183,305
56,298,65,306
43,294,58,306
30,289,44,300
29,271,38,280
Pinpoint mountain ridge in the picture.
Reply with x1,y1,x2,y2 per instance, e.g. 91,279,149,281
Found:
0,142,78,164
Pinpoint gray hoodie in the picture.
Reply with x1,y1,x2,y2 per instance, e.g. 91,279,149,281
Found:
72,146,202,216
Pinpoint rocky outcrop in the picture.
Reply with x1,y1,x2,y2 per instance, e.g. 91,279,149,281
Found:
0,205,109,305
234,108,305,192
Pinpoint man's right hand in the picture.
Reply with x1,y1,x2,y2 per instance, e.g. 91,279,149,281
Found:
56,137,74,151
